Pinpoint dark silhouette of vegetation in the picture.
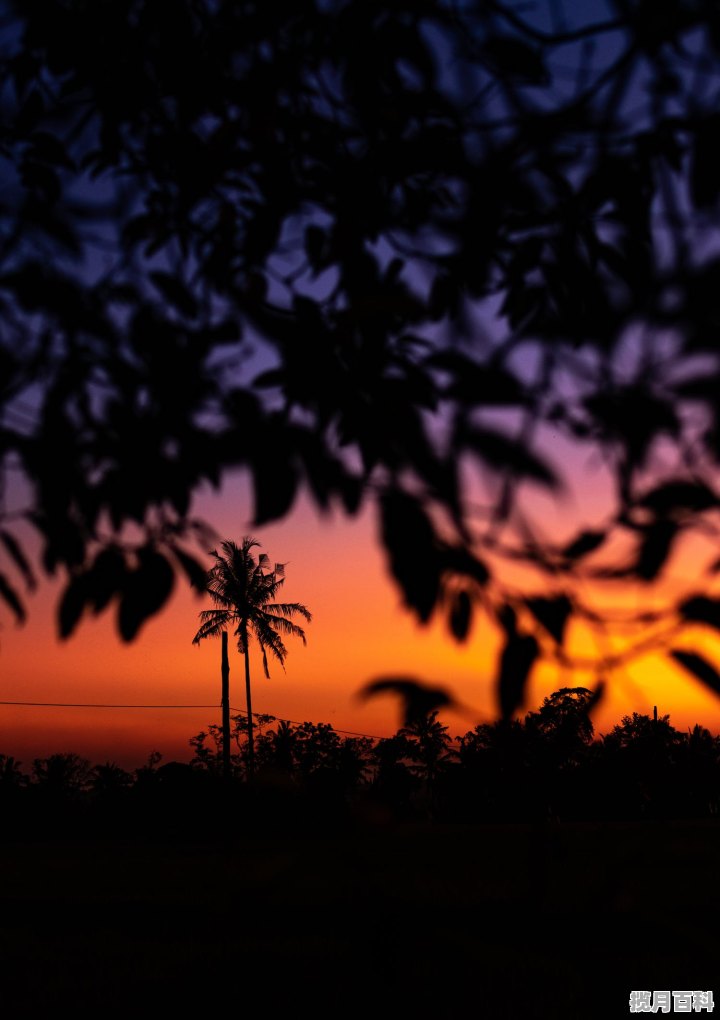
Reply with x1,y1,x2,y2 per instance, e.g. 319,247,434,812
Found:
192,537,311,777
5,689,718,835
359,676,457,727
5,1,720,718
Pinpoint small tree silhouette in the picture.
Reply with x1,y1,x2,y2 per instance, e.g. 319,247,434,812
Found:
192,537,311,778
399,711,455,816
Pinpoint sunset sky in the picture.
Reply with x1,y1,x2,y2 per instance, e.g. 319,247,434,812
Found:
4,0,720,772
3,457,720,769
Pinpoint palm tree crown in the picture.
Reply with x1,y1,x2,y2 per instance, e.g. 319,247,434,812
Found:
192,537,311,672
192,536,311,778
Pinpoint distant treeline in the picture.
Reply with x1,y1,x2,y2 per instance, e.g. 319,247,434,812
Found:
1,690,719,835
4,689,717,832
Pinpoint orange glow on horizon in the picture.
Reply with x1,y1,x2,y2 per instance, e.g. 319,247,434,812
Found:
2,477,720,769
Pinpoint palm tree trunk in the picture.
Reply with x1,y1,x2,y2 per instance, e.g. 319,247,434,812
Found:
221,630,231,781
242,623,255,779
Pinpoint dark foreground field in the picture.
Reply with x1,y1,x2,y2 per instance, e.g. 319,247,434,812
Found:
2,820,718,1018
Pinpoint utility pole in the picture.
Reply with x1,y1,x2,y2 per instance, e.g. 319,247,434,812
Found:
221,630,231,780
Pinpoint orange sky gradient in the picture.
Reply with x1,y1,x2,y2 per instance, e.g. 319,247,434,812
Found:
3,464,720,769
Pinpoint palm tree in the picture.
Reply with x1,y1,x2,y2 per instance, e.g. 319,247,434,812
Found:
192,537,311,779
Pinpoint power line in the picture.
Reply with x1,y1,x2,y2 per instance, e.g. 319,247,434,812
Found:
228,706,387,741
0,701,221,709
0,699,390,740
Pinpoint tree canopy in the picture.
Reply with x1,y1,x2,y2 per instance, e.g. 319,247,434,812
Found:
3,0,720,714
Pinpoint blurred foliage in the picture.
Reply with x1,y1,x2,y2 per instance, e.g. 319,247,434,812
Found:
3,1,720,712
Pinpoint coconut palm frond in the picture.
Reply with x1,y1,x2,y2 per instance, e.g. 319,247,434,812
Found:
268,601,312,622
261,612,308,643
192,610,234,643
255,617,289,670
193,535,311,772
202,585,238,610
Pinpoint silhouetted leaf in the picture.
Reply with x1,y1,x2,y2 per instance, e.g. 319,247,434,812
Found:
0,530,36,589
691,114,720,208
679,595,720,630
380,489,439,622
359,676,454,727
58,574,88,638
449,590,472,642
585,388,679,468
636,520,679,581
484,35,547,84
150,271,198,318
0,571,25,623
118,549,174,642
28,131,74,169
587,679,606,711
339,475,363,515
439,544,490,586
252,459,298,525
561,530,607,561
87,546,126,614
429,353,530,407
637,481,717,516
525,595,572,645
462,425,558,490
171,546,208,592
670,649,720,696
7,0,720,658
497,612,539,719
304,225,327,271
429,274,459,319
671,373,720,402
16,87,45,132
253,368,285,389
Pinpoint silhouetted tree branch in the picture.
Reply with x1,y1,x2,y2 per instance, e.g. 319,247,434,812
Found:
3,1,720,713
